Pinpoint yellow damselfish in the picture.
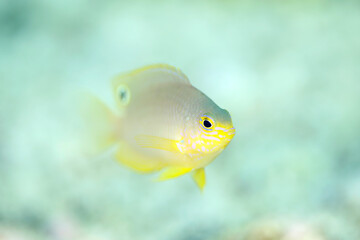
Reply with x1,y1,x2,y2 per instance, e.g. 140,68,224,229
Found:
86,64,235,190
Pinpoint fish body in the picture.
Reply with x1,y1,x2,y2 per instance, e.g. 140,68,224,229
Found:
88,64,235,190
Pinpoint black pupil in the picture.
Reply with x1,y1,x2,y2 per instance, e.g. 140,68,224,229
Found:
203,120,212,128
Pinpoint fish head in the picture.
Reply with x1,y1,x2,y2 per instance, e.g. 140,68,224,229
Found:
183,105,235,165
197,108,235,151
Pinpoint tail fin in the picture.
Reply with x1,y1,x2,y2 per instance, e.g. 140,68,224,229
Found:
77,92,117,154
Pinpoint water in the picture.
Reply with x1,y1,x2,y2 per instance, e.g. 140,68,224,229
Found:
1,1,360,239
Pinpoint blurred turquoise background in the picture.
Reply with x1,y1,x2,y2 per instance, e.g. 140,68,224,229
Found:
1,0,360,239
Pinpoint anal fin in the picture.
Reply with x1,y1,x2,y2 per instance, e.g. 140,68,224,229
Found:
115,141,164,173
157,167,192,181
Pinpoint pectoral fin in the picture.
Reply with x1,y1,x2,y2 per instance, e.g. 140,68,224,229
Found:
135,135,180,153
115,141,164,173
157,167,192,181
192,168,206,191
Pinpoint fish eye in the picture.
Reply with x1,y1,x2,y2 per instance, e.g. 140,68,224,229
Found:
200,115,215,131
203,119,212,128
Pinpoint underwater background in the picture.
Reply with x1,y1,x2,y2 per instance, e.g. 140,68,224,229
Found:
1,0,360,239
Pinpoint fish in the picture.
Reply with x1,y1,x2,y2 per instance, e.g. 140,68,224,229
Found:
85,64,235,190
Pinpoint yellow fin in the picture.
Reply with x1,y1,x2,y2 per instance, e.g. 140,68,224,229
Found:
192,168,206,191
135,135,180,153
115,141,164,173
78,92,117,154
157,167,192,181
112,64,190,87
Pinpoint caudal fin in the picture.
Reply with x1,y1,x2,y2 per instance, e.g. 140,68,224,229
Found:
77,92,117,154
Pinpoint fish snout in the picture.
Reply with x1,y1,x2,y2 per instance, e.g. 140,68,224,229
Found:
223,127,235,143
226,127,235,136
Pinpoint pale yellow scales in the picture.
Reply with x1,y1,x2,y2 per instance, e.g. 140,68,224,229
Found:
88,64,235,190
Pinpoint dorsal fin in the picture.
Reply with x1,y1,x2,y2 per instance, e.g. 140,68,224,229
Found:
111,64,190,110
112,64,190,88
